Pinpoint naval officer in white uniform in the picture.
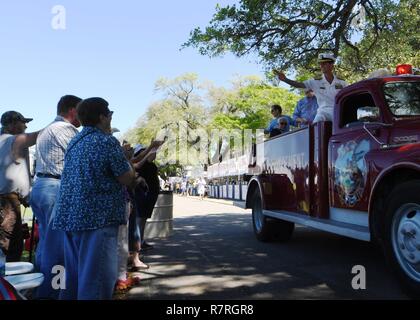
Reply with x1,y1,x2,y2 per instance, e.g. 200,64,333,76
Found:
274,53,348,123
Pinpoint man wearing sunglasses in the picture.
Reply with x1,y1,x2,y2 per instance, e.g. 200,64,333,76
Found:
52,98,136,300
269,116,290,138
264,104,293,136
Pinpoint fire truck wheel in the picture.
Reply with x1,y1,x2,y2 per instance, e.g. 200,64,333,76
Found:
251,189,294,242
384,180,420,297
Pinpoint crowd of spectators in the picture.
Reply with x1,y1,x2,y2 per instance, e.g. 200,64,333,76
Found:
0,96,163,299
1,86,319,299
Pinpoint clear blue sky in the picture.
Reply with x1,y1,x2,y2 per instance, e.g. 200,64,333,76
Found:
0,0,265,134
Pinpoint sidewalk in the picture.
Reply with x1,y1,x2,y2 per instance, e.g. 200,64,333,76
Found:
175,194,247,209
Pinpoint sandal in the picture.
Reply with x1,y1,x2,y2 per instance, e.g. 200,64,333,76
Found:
130,259,149,271
130,263,149,272
127,275,141,286
114,279,130,293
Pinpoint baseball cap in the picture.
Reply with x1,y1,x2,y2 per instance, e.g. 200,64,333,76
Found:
1,111,33,126
318,53,336,63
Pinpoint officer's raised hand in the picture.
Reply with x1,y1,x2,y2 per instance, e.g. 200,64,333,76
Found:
273,69,287,81
273,69,305,89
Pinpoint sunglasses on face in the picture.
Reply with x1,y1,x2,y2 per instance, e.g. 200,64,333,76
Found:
104,111,114,118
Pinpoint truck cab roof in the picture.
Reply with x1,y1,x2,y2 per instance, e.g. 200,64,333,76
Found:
336,75,420,101
334,75,420,133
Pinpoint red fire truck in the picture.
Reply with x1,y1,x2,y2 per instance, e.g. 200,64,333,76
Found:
211,65,420,296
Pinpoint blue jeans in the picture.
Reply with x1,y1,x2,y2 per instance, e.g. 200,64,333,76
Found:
30,177,61,270
59,225,119,300
128,205,141,252
128,189,146,252
30,177,65,299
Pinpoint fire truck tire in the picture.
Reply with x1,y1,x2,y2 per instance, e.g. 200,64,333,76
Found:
383,180,420,297
251,189,294,242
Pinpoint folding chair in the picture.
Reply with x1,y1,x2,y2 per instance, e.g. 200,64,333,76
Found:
0,276,25,300
4,273,44,299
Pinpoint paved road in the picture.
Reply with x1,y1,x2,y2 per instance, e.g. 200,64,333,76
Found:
127,195,408,300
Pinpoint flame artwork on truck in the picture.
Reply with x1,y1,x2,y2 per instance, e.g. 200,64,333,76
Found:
207,65,420,297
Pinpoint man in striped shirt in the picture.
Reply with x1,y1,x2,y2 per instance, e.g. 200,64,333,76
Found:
30,95,82,299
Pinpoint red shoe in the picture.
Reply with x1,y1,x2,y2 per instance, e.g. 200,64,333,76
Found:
127,275,141,286
114,279,130,293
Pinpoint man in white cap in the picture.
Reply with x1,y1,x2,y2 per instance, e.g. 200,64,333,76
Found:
275,53,348,123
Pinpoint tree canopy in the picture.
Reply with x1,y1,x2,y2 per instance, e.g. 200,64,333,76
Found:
184,0,419,81
208,75,299,130
125,73,300,173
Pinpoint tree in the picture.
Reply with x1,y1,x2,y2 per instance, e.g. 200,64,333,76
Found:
184,0,419,80
154,73,203,118
128,74,301,171
340,0,419,82
207,75,299,130
206,75,300,161
132,73,208,170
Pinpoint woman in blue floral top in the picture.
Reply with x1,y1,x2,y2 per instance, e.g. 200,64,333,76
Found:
53,97,136,300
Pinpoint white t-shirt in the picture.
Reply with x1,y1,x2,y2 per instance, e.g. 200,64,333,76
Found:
0,134,31,198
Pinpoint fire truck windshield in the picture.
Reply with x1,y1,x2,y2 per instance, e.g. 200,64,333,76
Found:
383,81,420,116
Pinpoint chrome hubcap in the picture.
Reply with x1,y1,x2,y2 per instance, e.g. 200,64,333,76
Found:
392,203,420,282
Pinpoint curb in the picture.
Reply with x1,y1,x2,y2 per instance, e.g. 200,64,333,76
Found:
174,195,247,209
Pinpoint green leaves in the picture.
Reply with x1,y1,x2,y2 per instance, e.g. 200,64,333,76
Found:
184,0,419,80
125,73,300,170
207,75,299,130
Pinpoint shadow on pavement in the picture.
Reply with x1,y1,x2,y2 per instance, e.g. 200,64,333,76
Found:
127,213,408,300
